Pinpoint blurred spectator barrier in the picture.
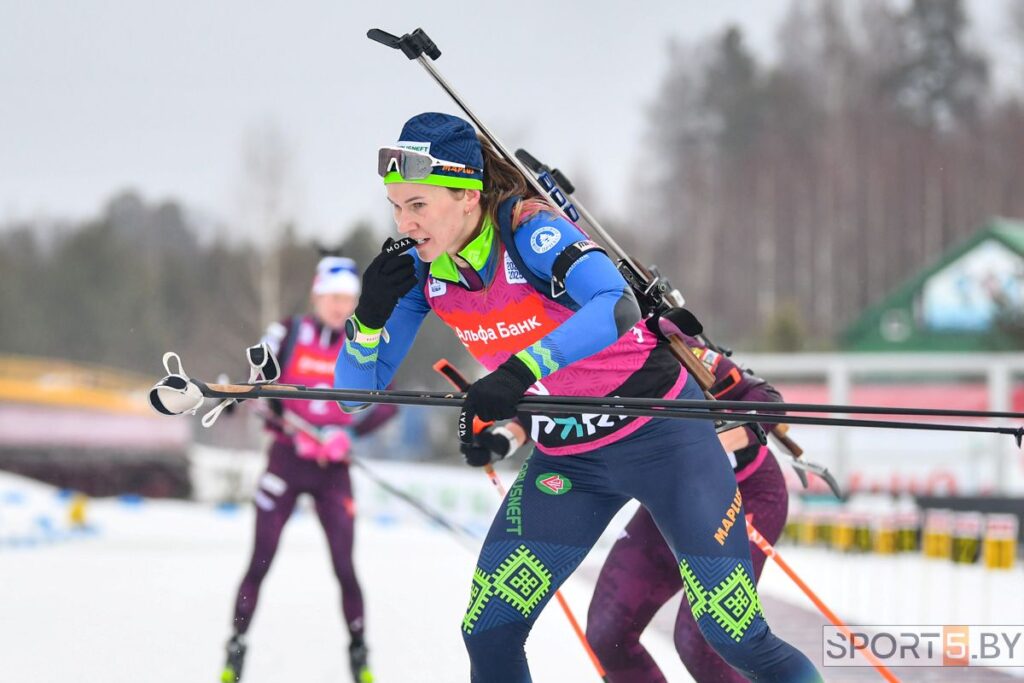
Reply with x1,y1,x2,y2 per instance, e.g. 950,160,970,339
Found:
745,352,1024,496
0,354,191,497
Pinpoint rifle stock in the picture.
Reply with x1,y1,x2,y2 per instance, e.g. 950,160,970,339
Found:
771,423,804,458
667,335,716,390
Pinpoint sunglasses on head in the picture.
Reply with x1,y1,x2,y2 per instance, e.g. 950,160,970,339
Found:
377,146,476,180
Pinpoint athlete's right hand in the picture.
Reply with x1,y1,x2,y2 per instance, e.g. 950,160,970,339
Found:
460,426,520,467
294,430,322,461
353,237,419,330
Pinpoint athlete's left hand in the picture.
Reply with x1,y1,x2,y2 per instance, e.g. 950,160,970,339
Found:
462,357,536,422
460,425,523,467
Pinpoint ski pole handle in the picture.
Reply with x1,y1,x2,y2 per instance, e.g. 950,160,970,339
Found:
366,28,440,60
457,405,476,446
433,359,494,435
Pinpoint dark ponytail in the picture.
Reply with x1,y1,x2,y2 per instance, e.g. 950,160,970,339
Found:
478,135,552,229
449,134,553,234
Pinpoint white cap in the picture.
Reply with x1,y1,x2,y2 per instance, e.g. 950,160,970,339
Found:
312,256,360,296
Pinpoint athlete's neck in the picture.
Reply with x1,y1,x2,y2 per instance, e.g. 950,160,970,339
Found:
449,210,484,260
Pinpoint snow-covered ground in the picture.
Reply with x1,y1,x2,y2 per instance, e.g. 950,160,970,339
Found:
5,462,1024,683
0,468,691,683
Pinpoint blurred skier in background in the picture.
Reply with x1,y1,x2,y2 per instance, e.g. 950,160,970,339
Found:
222,255,396,683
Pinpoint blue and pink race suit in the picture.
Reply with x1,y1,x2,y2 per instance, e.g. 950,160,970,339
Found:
335,199,820,682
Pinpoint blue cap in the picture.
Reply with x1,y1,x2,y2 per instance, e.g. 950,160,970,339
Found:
385,112,484,190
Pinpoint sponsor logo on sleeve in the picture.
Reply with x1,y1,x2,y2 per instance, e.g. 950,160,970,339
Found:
529,226,561,254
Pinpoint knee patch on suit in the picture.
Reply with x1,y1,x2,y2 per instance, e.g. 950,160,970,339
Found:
678,555,765,646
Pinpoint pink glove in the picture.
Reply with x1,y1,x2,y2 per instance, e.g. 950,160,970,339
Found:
294,431,322,461
318,428,352,464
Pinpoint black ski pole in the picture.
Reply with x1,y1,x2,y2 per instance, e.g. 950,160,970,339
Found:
181,379,1024,443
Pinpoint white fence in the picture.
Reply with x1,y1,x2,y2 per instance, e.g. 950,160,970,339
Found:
741,352,1024,496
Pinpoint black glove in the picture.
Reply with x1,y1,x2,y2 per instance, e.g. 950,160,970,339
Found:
460,425,517,467
463,356,536,423
353,237,419,329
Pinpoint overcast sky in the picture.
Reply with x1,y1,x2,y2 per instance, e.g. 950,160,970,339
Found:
1,1,1016,243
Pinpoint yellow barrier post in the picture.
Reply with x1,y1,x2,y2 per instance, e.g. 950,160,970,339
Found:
853,512,873,553
797,512,817,547
816,510,836,547
951,512,982,565
896,509,920,553
983,514,1018,570
923,509,953,559
832,511,855,552
873,513,898,555
69,493,89,528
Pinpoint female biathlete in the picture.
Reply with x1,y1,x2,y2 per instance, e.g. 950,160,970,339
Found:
334,111,820,682
223,256,396,683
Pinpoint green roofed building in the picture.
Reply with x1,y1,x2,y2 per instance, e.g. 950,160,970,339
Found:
841,218,1024,352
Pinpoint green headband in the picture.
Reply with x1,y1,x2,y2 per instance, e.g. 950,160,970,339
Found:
382,171,483,191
